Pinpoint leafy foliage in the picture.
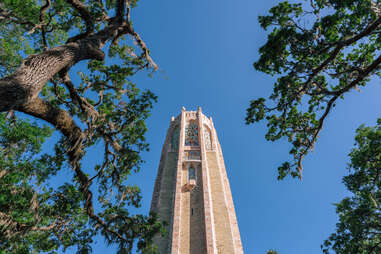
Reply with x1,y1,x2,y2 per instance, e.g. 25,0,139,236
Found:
322,120,381,254
246,0,381,179
0,0,161,253
0,114,92,253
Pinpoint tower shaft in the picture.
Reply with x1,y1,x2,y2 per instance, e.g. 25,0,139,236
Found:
150,108,243,254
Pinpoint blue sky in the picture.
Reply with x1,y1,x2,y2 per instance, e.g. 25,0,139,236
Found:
66,0,381,253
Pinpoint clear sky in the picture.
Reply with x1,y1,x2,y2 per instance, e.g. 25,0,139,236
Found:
69,0,381,253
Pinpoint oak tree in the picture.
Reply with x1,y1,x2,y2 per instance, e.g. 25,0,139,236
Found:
0,0,161,253
322,121,381,254
250,1,381,253
246,0,381,179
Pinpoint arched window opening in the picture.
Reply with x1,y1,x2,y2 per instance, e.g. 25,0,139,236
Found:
188,166,196,180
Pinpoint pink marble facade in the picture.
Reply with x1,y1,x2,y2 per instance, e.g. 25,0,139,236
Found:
150,107,243,254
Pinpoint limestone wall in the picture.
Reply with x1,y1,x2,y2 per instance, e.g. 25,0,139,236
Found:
151,108,244,254
179,164,207,254
206,151,235,253
151,152,178,253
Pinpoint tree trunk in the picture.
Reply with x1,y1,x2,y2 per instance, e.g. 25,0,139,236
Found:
0,40,104,112
18,97,83,162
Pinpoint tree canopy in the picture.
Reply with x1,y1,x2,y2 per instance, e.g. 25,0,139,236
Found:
250,0,381,253
0,0,161,253
322,120,381,254
246,0,381,179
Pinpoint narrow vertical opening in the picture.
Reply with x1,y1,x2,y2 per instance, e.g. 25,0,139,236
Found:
191,208,194,216
188,166,196,180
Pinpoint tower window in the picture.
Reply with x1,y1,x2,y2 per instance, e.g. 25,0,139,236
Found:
185,122,199,146
188,166,196,180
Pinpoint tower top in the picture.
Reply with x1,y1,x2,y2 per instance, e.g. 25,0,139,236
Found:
170,107,214,128
150,108,243,254
180,106,202,112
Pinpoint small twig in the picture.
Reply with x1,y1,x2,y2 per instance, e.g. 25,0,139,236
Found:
60,71,99,131
40,0,51,50
110,1,158,70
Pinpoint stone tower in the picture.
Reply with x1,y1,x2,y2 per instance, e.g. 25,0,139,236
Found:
150,107,243,254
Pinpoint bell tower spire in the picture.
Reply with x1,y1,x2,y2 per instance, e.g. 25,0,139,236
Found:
150,108,243,254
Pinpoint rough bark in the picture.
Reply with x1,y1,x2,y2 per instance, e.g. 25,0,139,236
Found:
17,97,83,162
0,40,104,112
0,0,156,115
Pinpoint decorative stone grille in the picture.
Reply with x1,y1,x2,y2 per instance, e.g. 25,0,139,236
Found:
204,127,212,150
185,122,199,146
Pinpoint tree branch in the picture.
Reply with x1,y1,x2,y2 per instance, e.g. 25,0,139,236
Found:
0,4,35,28
0,40,104,112
1,0,156,114
17,97,83,163
16,97,129,244
335,54,381,95
296,94,339,178
65,0,93,35
60,71,99,131
296,54,381,178
115,0,126,21
371,1,381,17
0,211,68,239
39,0,51,50
301,15,381,94
0,0,158,249
125,2,157,70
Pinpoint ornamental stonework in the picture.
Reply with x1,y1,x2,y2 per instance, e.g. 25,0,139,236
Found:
204,127,212,150
185,121,199,146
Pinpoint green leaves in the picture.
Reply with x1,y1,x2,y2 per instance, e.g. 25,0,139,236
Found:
254,3,381,251
0,114,89,253
1,0,161,253
258,2,302,30
322,121,381,254
245,98,266,124
247,0,381,179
